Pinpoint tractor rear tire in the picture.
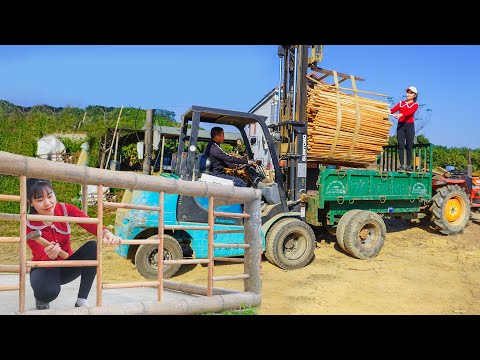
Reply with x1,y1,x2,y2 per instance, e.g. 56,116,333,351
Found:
265,218,316,270
429,184,471,235
135,235,183,279
336,209,363,252
343,210,386,260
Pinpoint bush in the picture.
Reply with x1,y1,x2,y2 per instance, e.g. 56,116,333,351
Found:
58,137,85,154
0,175,20,213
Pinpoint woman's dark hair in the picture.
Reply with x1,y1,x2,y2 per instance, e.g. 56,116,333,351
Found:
26,178,55,214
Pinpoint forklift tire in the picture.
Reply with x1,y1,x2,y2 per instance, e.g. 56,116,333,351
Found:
429,184,471,235
135,235,183,279
336,209,363,252
265,218,316,270
343,210,386,260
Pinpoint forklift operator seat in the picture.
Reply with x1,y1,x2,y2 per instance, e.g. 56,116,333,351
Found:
172,152,212,179
194,153,212,177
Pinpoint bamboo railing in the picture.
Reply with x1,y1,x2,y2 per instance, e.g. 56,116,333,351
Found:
0,151,262,314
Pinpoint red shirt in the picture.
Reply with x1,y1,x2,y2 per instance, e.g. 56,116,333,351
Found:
390,100,419,124
26,202,104,261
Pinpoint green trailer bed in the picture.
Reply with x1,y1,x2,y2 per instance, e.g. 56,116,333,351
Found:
306,144,433,226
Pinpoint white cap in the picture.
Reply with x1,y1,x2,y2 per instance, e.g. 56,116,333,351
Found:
406,86,418,94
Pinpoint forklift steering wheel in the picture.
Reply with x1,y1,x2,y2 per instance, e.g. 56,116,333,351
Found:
237,163,251,170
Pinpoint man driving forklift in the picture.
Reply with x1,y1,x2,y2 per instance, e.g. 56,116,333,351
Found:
205,126,257,187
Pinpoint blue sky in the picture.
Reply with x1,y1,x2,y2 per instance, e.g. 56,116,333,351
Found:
0,45,479,149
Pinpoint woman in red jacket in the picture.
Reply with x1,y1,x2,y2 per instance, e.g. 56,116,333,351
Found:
391,86,419,172
26,178,121,310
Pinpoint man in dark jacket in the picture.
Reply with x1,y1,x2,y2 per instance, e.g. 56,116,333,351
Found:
204,126,256,187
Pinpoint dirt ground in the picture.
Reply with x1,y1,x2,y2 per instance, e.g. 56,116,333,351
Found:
2,213,480,315
102,213,480,315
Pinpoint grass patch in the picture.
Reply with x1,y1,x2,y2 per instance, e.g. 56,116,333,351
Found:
204,306,257,315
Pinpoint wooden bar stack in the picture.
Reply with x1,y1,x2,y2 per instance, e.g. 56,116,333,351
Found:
306,69,392,168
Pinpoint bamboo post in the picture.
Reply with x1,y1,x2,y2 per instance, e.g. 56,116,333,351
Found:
81,184,88,214
159,135,165,174
158,191,164,302
105,106,123,170
0,237,20,243
28,260,98,268
99,134,107,170
112,131,120,171
0,194,20,202
96,184,104,306
348,74,362,162
0,151,258,205
143,109,154,175
19,175,27,313
243,195,262,295
78,111,87,130
207,196,214,296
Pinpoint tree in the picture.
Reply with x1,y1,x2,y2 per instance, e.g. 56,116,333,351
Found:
388,134,429,146
387,135,398,146
155,109,176,122
414,107,432,139
415,134,430,144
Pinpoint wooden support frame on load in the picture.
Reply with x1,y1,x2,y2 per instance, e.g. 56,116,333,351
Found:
307,67,387,98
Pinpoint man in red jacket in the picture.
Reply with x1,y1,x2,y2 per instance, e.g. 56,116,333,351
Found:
391,86,419,172
26,178,121,310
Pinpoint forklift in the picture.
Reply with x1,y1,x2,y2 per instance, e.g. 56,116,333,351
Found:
113,103,317,279
114,45,470,279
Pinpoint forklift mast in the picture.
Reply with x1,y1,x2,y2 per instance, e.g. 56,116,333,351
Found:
276,45,322,207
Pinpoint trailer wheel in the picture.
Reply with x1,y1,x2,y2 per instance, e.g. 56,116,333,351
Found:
429,184,471,235
135,235,183,279
343,210,386,259
265,218,316,270
336,209,363,252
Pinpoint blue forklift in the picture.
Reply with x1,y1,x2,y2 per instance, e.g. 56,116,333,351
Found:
113,105,316,279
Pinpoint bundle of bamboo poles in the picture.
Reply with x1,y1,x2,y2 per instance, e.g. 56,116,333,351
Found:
306,75,392,168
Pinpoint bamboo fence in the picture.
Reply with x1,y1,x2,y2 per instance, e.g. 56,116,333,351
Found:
306,72,392,168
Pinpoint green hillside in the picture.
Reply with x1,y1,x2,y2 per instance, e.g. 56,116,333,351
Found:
0,100,179,213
